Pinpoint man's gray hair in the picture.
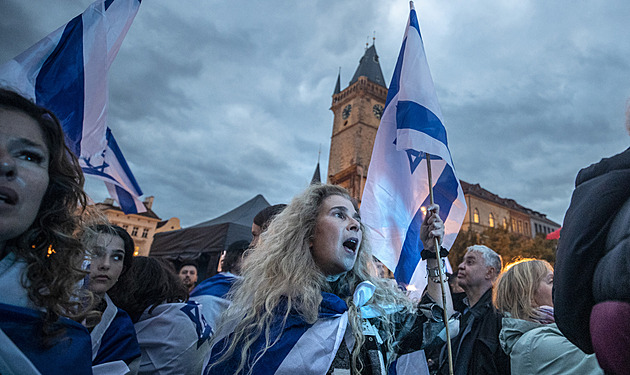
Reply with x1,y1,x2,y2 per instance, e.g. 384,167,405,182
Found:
466,245,502,275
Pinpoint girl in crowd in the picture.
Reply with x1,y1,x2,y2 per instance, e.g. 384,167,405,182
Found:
84,224,141,374
206,184,452,375
109,256,212,375
494,259,603,374
0,88,93,374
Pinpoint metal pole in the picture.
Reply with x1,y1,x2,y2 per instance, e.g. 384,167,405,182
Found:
426,153,454,375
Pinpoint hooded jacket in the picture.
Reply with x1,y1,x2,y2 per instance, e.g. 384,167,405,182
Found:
499,317,603,375
553,147,630,353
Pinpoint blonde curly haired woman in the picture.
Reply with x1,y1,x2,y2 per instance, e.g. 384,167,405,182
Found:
494,259,603,374
205,184,453,375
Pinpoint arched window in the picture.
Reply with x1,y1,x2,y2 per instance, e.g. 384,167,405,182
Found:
489,213,495,227
503,218,508,230
473,208,480,223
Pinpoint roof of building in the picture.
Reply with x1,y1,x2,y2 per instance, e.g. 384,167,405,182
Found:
95,200,161,220
333,71,341,95
460,180,560,226
349,44,386,88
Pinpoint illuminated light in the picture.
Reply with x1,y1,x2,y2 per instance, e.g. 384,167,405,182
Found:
46,245,56,258
503,257,538,272
133,251,139,256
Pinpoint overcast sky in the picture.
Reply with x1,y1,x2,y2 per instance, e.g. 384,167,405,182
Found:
1,0,629,227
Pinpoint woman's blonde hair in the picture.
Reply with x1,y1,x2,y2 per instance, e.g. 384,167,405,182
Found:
209,184,414,374
493,258,553,321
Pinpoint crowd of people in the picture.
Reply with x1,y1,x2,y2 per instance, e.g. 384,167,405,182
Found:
0,85,628,375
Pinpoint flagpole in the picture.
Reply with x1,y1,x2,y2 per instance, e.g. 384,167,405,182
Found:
426,153,454,375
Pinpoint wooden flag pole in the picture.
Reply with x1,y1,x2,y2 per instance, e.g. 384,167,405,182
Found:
426,153,454,375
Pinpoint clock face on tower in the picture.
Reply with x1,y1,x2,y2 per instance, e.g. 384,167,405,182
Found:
373,104,384,119
342,104,352,119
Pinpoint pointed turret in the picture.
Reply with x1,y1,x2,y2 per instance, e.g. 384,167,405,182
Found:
333,69,341,95
310,162,321,185
349,44,386,88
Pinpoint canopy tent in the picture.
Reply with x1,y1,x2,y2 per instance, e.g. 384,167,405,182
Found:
150,194,270,281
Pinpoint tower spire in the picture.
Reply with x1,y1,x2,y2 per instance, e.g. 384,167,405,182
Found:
349,43,386,88
333,67,341,95
310,147,322,185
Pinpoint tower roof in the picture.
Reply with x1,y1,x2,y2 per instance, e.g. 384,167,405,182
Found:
333,71,341,95
310,162,321,185
349,44,386,88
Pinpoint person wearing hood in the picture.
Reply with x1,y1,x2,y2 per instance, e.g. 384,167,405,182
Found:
494,259,603,375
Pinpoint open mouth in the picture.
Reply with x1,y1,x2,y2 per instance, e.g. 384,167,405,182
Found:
0,187,18,205
343,238,358,252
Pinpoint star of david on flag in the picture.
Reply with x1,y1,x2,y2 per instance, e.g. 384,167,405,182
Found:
361,1,467,296
0,0,145,214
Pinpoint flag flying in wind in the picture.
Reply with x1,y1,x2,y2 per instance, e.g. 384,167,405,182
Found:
361,1,466,294
0,0,145,214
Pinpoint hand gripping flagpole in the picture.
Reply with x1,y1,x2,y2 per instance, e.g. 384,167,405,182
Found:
426,153,454,375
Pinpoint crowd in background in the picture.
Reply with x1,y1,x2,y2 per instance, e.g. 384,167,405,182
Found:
1,87,628,374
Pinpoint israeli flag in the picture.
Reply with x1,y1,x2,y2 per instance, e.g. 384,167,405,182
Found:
361,1,467,295
0,0,145,214
204,282,431,375
190,273,239,335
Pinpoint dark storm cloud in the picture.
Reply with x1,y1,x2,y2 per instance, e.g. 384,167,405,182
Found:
2,0,629,226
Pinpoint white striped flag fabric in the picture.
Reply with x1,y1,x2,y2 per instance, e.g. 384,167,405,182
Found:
361,1,467,296
0,0,146,214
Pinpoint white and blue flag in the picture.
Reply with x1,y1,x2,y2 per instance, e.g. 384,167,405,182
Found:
204,281,431,375
361,2,467,295
0,0,145,214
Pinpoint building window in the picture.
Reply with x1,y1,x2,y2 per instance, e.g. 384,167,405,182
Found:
131,227,139,236
524,222,529,235
502,218,508,230
473,208,480,224
517,220,523,234
511,218,517,232
122,224,129,231
142,228,149,238
488,213,495,228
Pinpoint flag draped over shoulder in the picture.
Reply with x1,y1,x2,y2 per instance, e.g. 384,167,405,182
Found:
0,0,145,214
204,281,430,375
361,2,466,295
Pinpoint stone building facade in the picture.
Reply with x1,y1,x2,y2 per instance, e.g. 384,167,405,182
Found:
94,196,180,256
461,181,560,238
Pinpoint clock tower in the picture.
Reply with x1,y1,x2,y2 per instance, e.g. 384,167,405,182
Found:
328,43,388,204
